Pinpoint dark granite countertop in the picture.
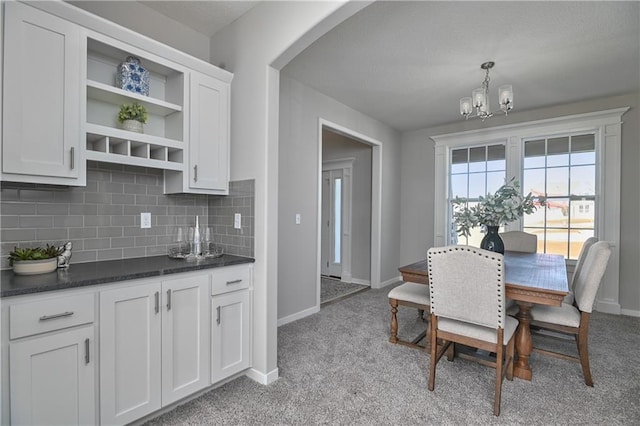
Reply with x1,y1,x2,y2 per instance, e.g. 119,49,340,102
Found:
0,254,255,298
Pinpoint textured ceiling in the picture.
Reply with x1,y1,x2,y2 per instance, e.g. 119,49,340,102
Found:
282,1,640,131
141,0,260,37
138,1,639,132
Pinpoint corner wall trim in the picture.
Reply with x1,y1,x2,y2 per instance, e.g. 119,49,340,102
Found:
245,367,279,385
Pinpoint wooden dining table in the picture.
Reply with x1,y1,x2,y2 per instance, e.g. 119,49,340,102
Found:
398,251,568,381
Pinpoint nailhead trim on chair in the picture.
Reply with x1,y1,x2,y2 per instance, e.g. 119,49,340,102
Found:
427,245,505,327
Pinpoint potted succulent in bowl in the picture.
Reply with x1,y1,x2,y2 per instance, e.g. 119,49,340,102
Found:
118,102,148,133
8,245,63,275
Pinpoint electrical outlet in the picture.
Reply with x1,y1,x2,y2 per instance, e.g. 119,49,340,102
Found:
141,212,151,229
234,213,241,229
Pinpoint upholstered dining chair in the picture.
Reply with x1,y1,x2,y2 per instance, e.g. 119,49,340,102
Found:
499,230,537,253
388,282,430,349
528,241,611,386
563,237,598,304
426,245,518,416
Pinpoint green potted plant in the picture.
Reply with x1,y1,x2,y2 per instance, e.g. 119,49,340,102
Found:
118,102,148,133
8,244,63,275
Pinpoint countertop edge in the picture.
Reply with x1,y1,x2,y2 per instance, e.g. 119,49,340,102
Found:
1,255,255,298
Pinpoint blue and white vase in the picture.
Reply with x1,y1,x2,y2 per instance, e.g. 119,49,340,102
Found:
117,56,150,96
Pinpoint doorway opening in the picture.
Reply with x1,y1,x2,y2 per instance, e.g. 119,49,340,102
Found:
318,120,381,306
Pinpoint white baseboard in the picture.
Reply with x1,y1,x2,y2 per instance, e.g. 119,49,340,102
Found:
620,308,640,317
245,367,279,385
373,275,401,289
595,300,621,315
277,305,320,327
351,277,371,286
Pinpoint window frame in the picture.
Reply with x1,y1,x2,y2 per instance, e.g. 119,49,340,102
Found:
431,108,628,315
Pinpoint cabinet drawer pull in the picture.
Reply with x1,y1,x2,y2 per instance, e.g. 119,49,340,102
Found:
167,289,172,311
70,147,75,170
194,165,198,182
85,338,90,364
216,306,221,325
226,279,242,285
39,311,74,321
155,291,160,314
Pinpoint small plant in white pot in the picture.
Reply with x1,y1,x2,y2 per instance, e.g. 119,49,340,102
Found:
8,245,63,275
118,102,148,133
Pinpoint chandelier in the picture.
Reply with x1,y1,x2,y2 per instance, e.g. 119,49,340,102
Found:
459,61,513,120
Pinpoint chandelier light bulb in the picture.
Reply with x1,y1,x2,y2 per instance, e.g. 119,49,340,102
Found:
499,84,513,111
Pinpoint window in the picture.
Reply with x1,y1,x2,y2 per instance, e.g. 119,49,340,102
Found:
522,133,596,259
449,144,506,246
432,108,626,314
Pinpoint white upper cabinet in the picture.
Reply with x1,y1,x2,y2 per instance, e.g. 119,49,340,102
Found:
164,72,230,195
1,1,233,194
2,2,85,185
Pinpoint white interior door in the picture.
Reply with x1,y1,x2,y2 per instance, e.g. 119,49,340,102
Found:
321,170,343,277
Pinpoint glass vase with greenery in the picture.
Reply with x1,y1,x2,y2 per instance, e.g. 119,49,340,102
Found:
452,178,544,238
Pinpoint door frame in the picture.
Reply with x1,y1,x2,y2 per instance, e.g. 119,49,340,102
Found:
317,118,382,307
322,158,355,280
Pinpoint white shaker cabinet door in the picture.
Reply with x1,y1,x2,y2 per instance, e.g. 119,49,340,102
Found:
211,290,250,383
9,326,95,425
2,2,83,184
161,273,210,405
100,282,162,426
189,72,229,194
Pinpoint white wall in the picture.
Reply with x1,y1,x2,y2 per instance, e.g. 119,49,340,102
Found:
323,130,372,282
278,75,401,321
400,93,640,315
208,1,370,383
68,1,211,62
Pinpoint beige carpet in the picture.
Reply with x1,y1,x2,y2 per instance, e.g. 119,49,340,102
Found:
145,282,640,424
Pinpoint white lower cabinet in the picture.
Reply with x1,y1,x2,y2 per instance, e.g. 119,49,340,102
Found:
99,282,162,425
99,274,209,425
2,264,252,425
161,274,210,405
10,326,95,425
211,290,251,383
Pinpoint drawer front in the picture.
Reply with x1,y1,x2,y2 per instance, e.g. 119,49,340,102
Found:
10,293,95,339
211,265,251,295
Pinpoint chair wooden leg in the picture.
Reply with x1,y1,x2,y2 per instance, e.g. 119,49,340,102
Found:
506,336,515,381
577,314,593,386
494,330,504,416
389,299,399,344
428,315,437,391
445,342,455,362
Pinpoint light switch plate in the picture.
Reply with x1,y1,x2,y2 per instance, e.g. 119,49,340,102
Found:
234,213,241,229
295,214,301,225
141,212,151,229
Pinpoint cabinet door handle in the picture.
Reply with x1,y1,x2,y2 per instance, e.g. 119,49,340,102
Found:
194,165,198,182
167,289,172,311
216,306,221,325
155,291,159,314
39,311,74,321
226,279,242,285
70,147,75,170
85,338,90,364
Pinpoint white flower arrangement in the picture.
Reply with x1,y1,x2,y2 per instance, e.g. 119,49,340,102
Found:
452,179,544,238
